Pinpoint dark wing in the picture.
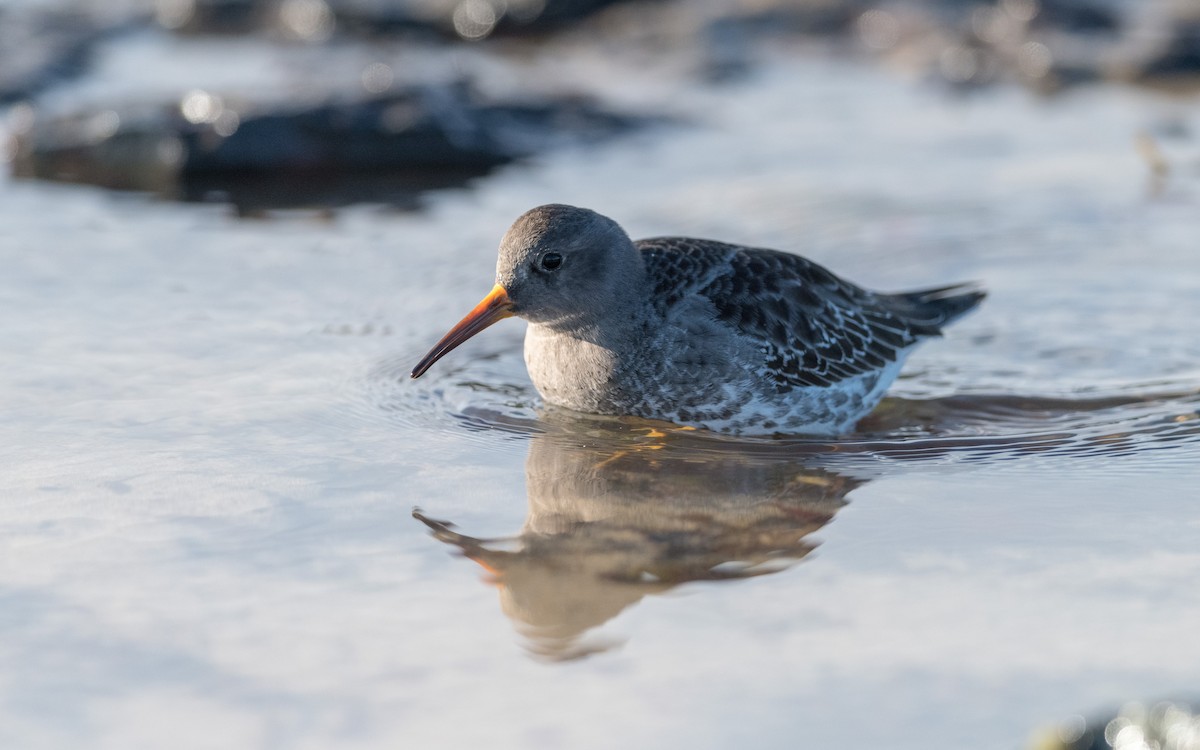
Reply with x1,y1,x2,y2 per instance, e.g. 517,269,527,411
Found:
637,237,981,389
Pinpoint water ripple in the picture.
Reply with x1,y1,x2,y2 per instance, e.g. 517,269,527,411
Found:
357,345,1200,471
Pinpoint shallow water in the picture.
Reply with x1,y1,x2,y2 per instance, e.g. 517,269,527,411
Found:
3,48,1200,749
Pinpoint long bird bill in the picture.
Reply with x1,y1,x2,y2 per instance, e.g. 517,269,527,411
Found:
411,284,514,378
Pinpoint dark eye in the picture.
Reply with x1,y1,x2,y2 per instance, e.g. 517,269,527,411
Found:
540,252,563,271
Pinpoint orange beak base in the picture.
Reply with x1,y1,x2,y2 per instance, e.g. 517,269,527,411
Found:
411,285,514,379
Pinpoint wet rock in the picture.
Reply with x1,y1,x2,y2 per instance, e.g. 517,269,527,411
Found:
846,0,1136,93
155,0,643,41
705,0,867,40
1029,0,1120,34
1131,21,1200,85
672,0,1117,91
413,0,641,37
1035,699,1200,750
154,0,276,35
9,82,655,212
1098,2,1200,90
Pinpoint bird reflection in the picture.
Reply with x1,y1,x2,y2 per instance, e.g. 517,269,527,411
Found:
414,414,863,661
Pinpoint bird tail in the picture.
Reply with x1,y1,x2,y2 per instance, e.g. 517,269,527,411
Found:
885,282,986,336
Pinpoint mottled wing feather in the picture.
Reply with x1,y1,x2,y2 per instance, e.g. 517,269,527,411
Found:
636,238,925,389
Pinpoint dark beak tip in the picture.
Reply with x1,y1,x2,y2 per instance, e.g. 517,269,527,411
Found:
408,284,512,381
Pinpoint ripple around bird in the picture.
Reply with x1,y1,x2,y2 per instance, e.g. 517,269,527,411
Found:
358,343,1200,475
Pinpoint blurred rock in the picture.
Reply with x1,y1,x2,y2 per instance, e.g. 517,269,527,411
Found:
155,0,644,40
705,0,867,40
663,0,1135,93
154,0,275,35
848,0,1139,93
6,0,1200,219
10,0,1197,109
1028,0,1120,34
1031,699,1200,750
10,82,655,212
1130,21,1200,86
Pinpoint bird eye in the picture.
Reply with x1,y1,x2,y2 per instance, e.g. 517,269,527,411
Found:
540,252,563,271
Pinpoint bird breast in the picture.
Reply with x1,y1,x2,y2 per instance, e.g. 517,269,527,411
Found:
524,324,621,412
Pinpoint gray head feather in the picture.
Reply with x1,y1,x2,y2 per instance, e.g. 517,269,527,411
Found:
495,204,646,330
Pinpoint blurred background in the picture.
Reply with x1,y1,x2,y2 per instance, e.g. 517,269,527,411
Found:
4,0,1200,213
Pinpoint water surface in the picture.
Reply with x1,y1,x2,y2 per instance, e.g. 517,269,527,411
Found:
3,53,1200,749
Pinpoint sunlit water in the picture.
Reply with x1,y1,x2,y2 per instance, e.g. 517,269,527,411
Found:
3,49,1200,749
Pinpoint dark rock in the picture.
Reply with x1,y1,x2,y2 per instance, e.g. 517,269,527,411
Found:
704,1,866,41
1046,699,1198,750
852,0,1138,94
156,0,646,41
1133,21,1200,84
1035,61,1102,93
1031,0,1121,34
10,82,658,212
424,0,643,37
154,0,275,35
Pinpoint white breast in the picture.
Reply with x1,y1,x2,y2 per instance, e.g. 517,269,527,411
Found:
524,324,620,413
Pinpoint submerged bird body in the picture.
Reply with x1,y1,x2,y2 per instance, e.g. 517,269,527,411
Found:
412,205,984,435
